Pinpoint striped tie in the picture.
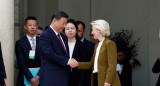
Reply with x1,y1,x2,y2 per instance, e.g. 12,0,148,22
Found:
31,38,36,50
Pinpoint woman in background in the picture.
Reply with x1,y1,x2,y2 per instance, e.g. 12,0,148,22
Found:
64,19,85,86
78,19,121,86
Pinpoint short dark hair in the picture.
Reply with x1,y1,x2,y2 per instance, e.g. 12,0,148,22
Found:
25,16,37,25
76,21,85,30
38,26,44,31
51,11,69,21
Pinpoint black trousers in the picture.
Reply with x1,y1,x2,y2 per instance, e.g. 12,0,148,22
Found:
93,73,98,86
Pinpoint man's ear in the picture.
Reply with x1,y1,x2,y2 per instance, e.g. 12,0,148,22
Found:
53,18,57,23
24,25,27,30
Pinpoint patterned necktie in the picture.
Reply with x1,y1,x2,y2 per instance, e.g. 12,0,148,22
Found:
31,38,36,50
57,34,67,54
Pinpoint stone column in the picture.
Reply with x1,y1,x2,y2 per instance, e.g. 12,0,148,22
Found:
0,0,14,85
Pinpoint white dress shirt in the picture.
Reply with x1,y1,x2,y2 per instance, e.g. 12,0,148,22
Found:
93,40,104,73
116,64,123,75
80,37,85,42
26,34,36,48
68,41,76,59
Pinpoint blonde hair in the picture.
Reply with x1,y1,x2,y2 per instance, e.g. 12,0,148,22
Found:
90,19,110,37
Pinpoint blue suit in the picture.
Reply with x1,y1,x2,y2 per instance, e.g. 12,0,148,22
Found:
0,42,6,86
15,36,41,86
39,27,70,86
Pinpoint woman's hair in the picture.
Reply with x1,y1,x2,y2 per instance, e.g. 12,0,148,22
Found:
67,19,78,30
90,19,110,37
64,19,80,40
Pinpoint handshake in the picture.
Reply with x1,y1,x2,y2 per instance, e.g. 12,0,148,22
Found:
68,58,79,68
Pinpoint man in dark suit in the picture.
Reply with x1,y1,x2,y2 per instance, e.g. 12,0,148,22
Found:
0,42,7,86
36,26,44,37
15,16,41,86
76,21,95,60
116,51,132,86
39,11,78,86
152,53,160,86
76,21,95,86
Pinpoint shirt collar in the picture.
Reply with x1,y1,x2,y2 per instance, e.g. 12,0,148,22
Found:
81,37,85,42
26,34,36,40
50,25,58,35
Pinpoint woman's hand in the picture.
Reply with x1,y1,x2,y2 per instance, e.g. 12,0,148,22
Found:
104,83,110,86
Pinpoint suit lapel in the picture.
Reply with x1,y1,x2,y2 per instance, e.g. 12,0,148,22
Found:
96,38,108,63
71,40,78,58
83,38,87,43
99,38,109,54
61,33,69,55
36,37,39,49
48,27,68,55
24,36,32,50
35,37,39,58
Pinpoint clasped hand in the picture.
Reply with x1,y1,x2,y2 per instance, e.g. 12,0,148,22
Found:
68,58,79,68
31,76,39,86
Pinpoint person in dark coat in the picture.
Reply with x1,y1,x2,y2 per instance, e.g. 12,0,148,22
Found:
0,42,7,86
15,16,41,86
152,53,160,86
39,11,78,86
116,51,132,86
76,21,95,86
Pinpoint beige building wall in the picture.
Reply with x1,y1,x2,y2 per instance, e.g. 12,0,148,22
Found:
0,0,14,85
28,0,58,28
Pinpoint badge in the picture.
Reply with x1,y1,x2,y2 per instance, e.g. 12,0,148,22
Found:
29,50,35,59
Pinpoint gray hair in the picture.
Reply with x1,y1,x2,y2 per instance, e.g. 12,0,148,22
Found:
90,19,110,37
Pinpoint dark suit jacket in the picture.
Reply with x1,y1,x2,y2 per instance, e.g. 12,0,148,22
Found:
39,27,70,86
83,38,95,61
118,61,132,86
79,38,95,86
15,36,41,86
152,59,160,86
0,42,6,86
69,40,85,86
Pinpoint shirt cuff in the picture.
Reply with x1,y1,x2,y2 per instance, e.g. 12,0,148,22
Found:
67,58,71,65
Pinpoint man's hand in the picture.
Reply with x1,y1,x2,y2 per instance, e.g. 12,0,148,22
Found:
68,58,79,68
31,78,38,86
35,76,40,82
4,79,7,86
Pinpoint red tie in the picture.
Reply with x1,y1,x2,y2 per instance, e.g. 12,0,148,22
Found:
57,34,67,54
